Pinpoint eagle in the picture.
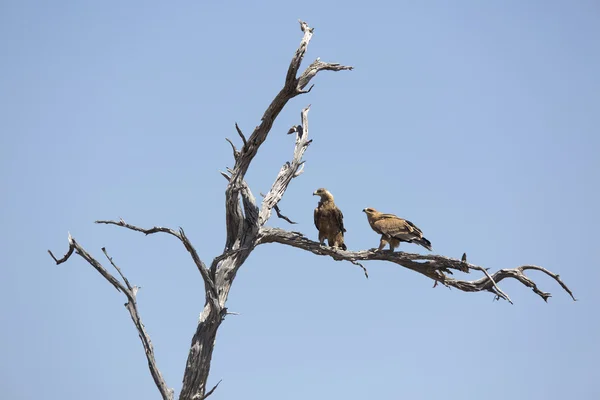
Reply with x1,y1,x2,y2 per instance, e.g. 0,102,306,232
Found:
313,188,347,250
362,207,432,252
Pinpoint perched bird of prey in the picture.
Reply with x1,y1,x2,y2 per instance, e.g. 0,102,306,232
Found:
362,208,432,252
461,253,467,263
313,188,347,250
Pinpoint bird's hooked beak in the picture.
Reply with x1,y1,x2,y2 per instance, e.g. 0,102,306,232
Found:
313,191,319,196
362,208,366,213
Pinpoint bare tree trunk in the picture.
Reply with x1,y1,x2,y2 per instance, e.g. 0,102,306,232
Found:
48,19,575,400
178,302,221,400
180,254,252,399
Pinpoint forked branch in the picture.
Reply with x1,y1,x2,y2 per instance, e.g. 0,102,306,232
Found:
48,235,174,400
257,227,576,303
223,20,352,249
47,16,574,400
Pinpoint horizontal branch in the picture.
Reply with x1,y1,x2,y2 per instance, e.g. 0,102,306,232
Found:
257,227,576,303
48,235,174,400
297,58,353,91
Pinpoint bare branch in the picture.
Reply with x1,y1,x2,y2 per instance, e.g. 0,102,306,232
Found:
259,106,312,225
257,227,575,302
297,58,354,92
273,204,297,225
48,232,74,264
468,264,512,304
96,219,181,239
235,123,247,148
520,265,576,301
349,259,369,279
48,237,174,400
194,379,222,400
95,219,218,300
446,265,577,302
102,247,133,292
259,192,297,224
223,20,351,250
178,227,219,301
298,84,314,94
293,163,305,178
219,171,231,181
225,138,239,160
285,20,314,85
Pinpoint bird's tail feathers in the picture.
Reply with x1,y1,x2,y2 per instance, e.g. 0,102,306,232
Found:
414,237,432,251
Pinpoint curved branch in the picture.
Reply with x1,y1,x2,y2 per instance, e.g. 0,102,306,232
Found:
95,219,218,300
449,265,577,302
274,204,298,225
257,227,575,303
47,236,174,400
225,138,239,160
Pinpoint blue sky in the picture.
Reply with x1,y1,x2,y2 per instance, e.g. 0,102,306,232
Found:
1,1,599,399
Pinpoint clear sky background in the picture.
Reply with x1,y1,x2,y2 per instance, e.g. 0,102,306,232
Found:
1,1,599,399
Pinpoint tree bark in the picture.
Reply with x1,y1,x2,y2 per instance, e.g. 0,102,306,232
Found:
48,19,575,400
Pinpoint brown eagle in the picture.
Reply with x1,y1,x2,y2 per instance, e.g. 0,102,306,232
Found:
313,188,347,250
362,207,432,252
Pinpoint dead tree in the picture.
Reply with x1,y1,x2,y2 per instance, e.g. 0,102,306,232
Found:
48,20,576,400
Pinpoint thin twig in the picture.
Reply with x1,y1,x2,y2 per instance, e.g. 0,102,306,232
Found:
273,204,297,224
101,247,133,292
259,192,297,224
197,379,222,400
235,123,247,147
225,138,239,160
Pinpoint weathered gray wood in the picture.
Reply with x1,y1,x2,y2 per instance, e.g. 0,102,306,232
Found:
178,20,352,400
47,18,575,400
259,106,312,226
257,227,576,302
48,235,175,400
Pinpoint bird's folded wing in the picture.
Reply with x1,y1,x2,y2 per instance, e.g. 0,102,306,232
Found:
334,207,346,233
374,218,412,237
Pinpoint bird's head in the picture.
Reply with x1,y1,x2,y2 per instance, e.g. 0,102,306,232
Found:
313,188,333,200
362,207,378,216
